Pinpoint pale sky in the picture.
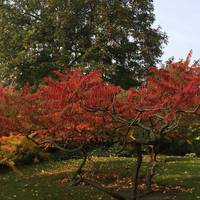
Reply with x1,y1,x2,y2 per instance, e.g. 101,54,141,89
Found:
154,0,200,62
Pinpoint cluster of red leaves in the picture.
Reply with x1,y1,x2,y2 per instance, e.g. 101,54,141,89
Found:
22,70,120,143
121,55,200,124
0,53,199,145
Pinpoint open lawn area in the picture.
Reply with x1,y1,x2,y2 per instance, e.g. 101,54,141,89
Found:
0,156,200,200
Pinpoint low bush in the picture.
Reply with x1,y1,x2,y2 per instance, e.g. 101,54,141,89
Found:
0,134,49,171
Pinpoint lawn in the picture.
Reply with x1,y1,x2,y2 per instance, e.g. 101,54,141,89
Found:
0,156,200,200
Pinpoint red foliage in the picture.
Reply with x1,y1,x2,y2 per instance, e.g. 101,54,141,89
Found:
0,53,199,146
21,70,120,144
125,56,200,122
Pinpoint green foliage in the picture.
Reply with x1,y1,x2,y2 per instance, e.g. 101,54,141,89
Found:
159,139,192,156
0,0,167,88
157,115,200,156
156,156,200,200
88,142,123,157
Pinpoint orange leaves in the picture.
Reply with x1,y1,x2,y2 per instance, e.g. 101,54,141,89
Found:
0,134,23,154
76,124,93,132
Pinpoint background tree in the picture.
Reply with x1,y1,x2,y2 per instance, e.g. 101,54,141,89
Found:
0,0,167,88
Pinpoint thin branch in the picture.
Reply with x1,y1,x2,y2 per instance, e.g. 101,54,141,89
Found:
136,121,151,132
50,138,83,153
178,104,200,114
135,107,170,113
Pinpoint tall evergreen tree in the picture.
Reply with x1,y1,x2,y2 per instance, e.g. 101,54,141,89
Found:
0,0,167,88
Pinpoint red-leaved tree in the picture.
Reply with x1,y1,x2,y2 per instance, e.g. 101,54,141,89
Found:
0,52,199,200
84,52,200,199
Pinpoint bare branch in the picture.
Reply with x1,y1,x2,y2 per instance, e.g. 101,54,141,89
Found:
177,104,200,114
50,138,83,153
136,121,151,132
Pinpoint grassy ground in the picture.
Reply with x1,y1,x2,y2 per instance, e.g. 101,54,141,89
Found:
0,156,200,200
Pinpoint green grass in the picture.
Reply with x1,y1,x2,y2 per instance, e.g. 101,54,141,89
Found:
0,156,200,200
155,156,200,200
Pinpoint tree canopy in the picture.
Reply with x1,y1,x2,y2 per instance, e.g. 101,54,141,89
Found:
0,0,167,88
0,53,199,199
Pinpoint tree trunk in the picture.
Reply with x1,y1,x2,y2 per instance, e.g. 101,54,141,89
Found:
71,149,87,185
146,145,157,192
133,143,143,200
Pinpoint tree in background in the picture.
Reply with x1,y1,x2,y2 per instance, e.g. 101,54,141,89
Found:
0,0,167,88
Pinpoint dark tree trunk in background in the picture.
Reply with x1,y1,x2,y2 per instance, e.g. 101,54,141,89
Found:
133,143,143,200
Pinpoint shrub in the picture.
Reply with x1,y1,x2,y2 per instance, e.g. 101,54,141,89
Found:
0,134,49,171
